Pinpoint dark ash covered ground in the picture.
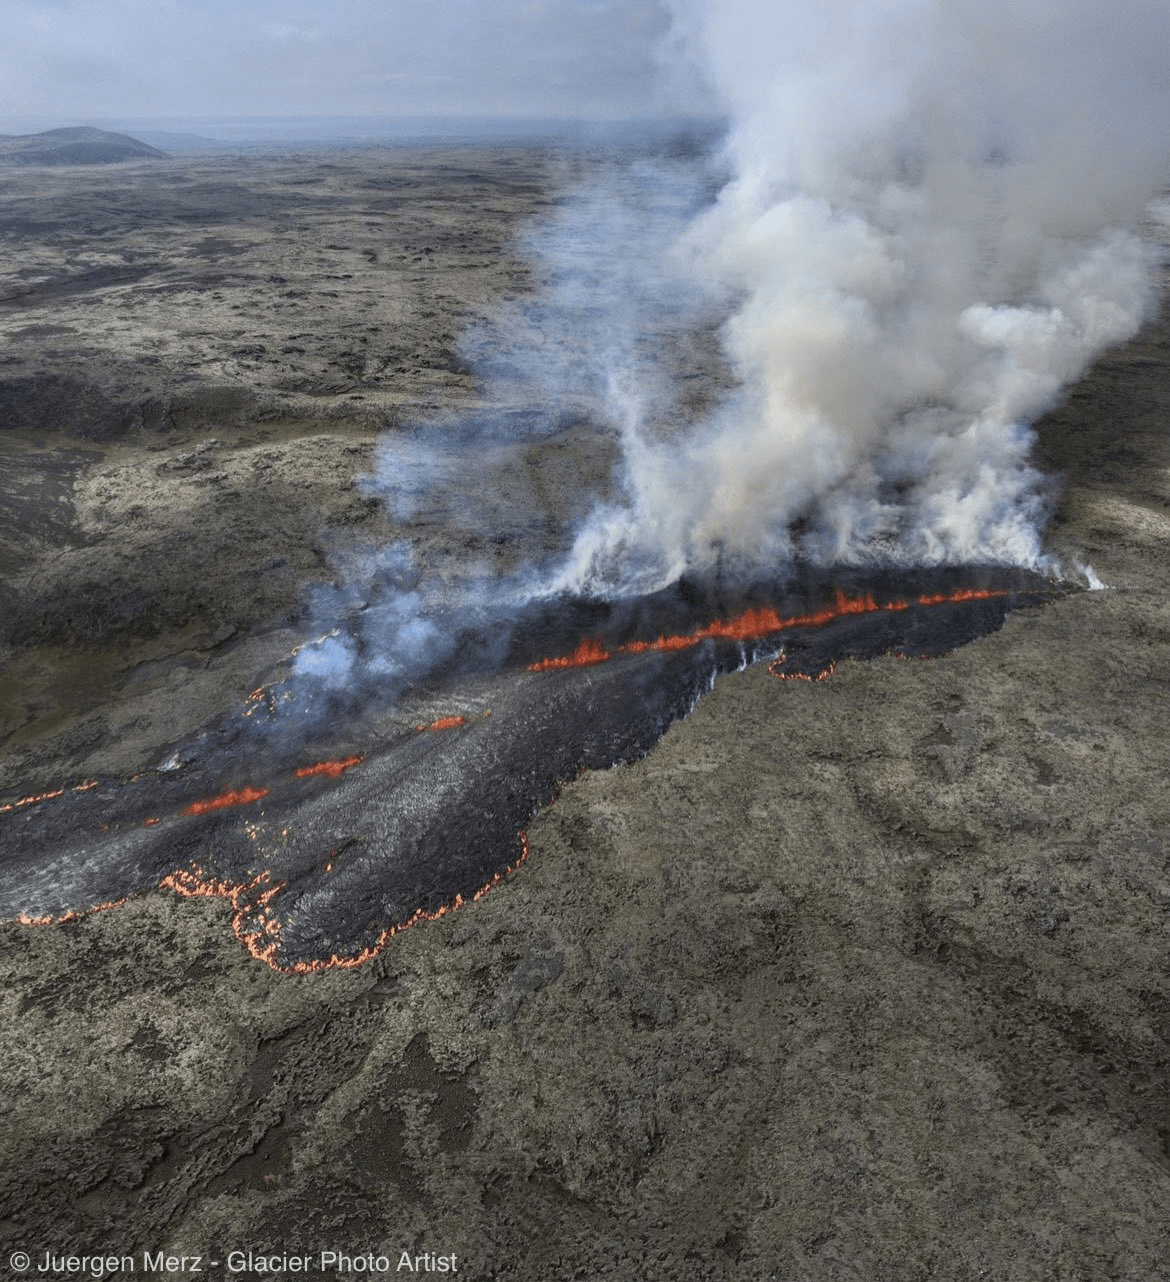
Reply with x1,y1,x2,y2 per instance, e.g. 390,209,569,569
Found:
1,147,1168,1280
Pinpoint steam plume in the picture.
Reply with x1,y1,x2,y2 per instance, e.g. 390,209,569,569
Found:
555,0,1170,596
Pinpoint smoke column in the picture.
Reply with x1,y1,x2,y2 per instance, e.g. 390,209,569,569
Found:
554,0,1170,597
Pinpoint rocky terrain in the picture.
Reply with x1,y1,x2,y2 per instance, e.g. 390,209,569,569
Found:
0,145,1168,1280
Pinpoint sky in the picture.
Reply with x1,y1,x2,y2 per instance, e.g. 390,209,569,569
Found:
0,0,710,128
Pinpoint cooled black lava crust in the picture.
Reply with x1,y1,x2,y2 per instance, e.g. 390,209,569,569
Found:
0,569,1055,967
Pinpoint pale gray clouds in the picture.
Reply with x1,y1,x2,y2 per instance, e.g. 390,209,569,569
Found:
2,0,701,122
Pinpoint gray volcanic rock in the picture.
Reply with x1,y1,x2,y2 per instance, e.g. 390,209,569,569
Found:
0,125,165,166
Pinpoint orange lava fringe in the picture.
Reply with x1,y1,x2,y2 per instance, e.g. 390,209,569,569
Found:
159,832,531,974
159,865,286,967
0,779,98,815
16,896,128,928
769,656,838,683
9,828,530,972
528,587,1008,672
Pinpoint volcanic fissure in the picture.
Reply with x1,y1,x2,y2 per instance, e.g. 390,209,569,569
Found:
1,577,1052,971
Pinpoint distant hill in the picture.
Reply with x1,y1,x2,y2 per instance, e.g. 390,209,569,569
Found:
0,126,166,166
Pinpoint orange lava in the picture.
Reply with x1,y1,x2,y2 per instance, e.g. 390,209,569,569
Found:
11,828,531,972
181,785,269,817
158,830,531,974
427,714,467,731
529,587,1010,671
527,637,611,672
414,713,483,733
161,865,285,968
0,779,98,815
1,788,64,813
769,656,838,683
916,587,1005,606
15,896,129,928
6,580,1022,970
760,587,1013,682
293,755,364,780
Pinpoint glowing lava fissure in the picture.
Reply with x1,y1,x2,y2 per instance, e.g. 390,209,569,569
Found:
416,714,467,732
182,785,270,817
293,755,365,780
1,569,1057,971
527,586,1013,673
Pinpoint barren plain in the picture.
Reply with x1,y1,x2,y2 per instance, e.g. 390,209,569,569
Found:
1,145,1168,1280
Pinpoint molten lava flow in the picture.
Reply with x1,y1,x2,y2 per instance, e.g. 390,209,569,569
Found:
158,830,531,974
769,654,838,683
6,580,1027,972
527,637,611,672
2,788,64,811
917,587,1005,606
762,587,1013,682
160,865,285,968
181,785,269,817
0,779,98,815
423,714,467,732
293,755,364,780
530,587,1010,671
415,711,493,732
16,896,129,928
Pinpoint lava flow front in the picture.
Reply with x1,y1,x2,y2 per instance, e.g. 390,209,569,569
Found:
0,575,1053,971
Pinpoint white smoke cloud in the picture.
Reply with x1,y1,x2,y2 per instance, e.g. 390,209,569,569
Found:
553,0,1170,596
286,543,464,717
